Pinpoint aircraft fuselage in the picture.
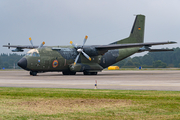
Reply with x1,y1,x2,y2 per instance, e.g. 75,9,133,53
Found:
17,46,140,75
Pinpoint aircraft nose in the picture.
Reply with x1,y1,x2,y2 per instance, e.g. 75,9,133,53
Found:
17,58,27,69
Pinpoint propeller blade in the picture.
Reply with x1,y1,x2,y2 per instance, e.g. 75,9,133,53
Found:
70,41,77,49
82,35,88,48
38,41,45,48
82,51,91,61
29,37,33,47
74,53,80,65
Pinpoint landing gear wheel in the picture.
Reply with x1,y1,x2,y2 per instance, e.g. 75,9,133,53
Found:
83,72,98,75
30,71,32,75
62,71,76,75
83,71,90,75
62,71,69,75
30,71,37,76
91,72,97,75
70,71,76,75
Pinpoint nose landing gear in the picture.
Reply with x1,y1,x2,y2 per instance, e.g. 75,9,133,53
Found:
30,71,37,76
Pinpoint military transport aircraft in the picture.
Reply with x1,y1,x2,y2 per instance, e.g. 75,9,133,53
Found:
3,14,176,76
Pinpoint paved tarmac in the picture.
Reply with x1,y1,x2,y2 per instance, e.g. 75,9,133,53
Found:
0,70,180,91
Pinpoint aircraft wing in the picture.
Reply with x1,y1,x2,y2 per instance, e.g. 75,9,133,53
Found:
3,45,39,52
95,41,176,50
3,45,38,49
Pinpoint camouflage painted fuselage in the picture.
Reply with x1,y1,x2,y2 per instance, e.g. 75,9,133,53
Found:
23,46,140,73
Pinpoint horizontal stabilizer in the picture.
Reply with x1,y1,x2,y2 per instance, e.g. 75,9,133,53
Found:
138,49,174,52
149,49,174,52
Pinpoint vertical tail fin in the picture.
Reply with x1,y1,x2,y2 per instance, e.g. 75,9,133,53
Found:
110,14,145,44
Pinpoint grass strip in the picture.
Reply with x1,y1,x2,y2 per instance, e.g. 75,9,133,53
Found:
0,87,180,120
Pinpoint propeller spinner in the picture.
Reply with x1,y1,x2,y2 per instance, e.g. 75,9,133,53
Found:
70,35,91,65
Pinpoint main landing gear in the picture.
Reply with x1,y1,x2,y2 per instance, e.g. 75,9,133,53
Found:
62,71,98,75
83,71,97,75
62,71,76,75
30,71,37,76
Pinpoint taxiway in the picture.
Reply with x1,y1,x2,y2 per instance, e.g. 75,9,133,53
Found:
0,70,180,91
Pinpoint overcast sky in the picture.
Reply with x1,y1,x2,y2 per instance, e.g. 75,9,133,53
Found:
0,0,180,56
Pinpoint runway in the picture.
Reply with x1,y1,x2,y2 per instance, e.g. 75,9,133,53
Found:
0,70,180,91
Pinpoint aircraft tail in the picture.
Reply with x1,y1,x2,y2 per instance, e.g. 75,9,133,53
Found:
110,14,145,44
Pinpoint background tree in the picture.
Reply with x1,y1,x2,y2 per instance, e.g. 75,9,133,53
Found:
153,60,167,68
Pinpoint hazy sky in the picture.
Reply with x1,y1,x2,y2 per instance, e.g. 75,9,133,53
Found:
0,0,180,55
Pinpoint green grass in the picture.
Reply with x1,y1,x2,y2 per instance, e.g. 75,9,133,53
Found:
0,87,180,119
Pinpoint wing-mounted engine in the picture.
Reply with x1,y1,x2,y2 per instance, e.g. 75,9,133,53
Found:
82,46,99,56
70,35,92,65
69,36,103,73
12,47,24,52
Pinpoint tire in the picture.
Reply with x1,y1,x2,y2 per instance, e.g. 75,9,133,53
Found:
63,71,76,75
70,71,76,75
91,72,97,75
62,71,69,75
30,71,37,76
30,71,33,75
84,71,98,75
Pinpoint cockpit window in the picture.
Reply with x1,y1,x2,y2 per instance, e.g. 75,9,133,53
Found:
26,49,40,57
26,53,32,56
26,52,40,57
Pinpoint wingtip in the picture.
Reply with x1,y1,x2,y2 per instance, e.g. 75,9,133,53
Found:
168,41,177,44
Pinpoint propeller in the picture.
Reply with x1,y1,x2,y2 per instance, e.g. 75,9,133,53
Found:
38,41,45,48
29,37,45,48
70,35,91,65
29,37,33,47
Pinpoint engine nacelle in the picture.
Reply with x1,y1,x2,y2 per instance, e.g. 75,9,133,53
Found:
83,46,99,56
12,48,24,52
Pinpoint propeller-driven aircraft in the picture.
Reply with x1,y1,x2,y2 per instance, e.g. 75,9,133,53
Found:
3,15,176,76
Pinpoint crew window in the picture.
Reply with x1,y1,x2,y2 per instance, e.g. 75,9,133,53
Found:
26,52,40,57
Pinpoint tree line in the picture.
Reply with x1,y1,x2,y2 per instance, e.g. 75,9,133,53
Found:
1,47,180,69
0,53,25,69
114,47,180,68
